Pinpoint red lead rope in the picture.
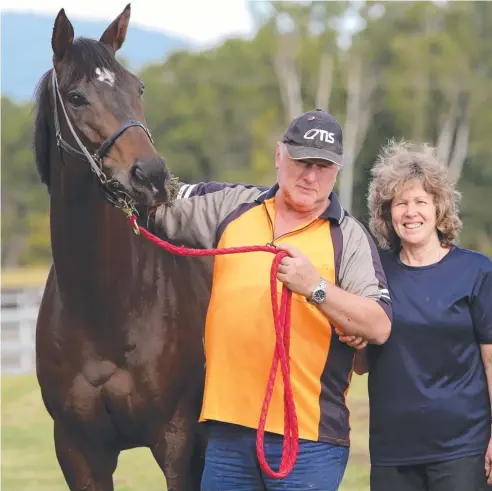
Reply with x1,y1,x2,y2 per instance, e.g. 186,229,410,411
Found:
128,215,299,478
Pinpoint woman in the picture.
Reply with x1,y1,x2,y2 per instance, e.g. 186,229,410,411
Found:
340,140,492,491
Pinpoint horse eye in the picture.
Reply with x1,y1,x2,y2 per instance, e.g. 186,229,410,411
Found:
67,92,88,107
139,82,145,96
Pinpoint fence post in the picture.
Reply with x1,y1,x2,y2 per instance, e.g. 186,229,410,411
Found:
1,287,41,374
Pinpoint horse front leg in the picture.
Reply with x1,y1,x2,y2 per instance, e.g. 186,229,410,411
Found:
54,421,119,491
151,414,205,491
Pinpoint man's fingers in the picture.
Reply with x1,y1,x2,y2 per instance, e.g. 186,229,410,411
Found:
339,335,368,350
280,256,293,267
276,243,300,257
339,335,355,343
340,336,358,345
277,271,289,284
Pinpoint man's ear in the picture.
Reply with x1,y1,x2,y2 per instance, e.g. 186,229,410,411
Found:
276,142,282,169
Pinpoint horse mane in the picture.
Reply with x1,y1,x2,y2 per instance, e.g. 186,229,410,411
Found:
33,37,127,189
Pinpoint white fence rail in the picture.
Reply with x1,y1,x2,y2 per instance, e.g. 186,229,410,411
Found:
1,288,44,374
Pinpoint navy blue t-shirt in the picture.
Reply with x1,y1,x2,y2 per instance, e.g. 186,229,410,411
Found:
368,246,492,466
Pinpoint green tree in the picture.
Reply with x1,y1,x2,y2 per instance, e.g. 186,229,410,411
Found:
1,96,50,266
2,1,491,267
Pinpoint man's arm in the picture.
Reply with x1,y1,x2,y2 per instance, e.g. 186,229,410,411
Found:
331,216,391,344
317,282,390,344
146,182,263,249
276,242,390,344
276,218,392,345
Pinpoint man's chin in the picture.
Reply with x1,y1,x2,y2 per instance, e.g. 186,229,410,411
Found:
288,196,317,213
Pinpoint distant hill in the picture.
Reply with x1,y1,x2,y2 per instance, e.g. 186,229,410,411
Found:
1,12,191,103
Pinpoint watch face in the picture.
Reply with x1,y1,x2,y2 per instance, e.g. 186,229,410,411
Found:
313,289,326,303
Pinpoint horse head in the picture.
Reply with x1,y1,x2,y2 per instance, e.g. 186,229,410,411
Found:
38,4,175,208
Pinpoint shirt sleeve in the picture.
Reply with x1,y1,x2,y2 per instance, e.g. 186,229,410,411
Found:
338,216,392,321
148,181,263,249
471,262,492,344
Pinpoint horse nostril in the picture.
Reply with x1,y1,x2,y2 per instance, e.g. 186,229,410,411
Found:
130,164,147,184
130,159,168,199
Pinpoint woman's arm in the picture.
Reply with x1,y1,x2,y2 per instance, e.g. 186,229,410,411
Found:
480,344,492,484
480,344,492,409
353,348,369,375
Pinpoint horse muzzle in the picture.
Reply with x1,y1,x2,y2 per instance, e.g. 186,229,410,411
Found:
128,157,172,206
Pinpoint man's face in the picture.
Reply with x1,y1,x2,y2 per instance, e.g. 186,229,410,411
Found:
276,143,340,214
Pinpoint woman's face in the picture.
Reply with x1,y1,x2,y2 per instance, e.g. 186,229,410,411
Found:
391,179,439,248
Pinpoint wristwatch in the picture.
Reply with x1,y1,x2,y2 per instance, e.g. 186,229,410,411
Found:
308,278,327,305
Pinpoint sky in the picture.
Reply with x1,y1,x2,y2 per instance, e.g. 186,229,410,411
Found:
1,0,257,47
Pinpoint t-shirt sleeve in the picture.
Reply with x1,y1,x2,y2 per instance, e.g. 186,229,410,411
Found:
471,263,492,344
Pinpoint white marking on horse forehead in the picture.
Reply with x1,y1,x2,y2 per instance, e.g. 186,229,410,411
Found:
95,67,115,87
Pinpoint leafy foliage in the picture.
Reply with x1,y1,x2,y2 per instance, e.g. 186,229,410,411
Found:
2,1,491,267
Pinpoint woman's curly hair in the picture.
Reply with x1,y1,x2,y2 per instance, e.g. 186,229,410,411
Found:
367,139,463,252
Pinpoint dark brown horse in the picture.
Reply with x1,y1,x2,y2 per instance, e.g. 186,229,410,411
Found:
33,5,211,490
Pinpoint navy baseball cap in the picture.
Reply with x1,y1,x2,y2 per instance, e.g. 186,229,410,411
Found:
281,109,343,167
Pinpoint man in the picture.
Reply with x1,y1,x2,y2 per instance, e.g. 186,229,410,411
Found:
147,109,392,490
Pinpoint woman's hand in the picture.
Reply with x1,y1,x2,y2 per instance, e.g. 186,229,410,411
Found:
485,437,492,485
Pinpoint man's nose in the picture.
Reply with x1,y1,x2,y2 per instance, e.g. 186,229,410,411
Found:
302,167,317,181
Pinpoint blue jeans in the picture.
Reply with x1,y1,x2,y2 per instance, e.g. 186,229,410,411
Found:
201,422,349,491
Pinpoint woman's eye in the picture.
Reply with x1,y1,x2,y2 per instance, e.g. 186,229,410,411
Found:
68,92,87,107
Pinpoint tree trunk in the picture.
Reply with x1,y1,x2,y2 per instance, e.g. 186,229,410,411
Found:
436,87,469,183
316,49,333,111
448,96,469,183
274,32,303,122
339,50,375,213
436,88,459,165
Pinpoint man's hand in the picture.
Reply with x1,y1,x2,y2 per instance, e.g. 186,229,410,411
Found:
276,243,321,298
335,327,368,350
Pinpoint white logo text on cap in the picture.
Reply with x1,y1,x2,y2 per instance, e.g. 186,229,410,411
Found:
304,129,335,144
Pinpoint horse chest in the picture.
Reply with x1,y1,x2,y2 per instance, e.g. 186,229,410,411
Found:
65,361,134,420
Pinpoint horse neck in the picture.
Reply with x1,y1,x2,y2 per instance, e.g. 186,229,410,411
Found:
49,152,145,315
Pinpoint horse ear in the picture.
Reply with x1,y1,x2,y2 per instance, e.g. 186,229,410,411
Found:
52,8,74,61
99,4,131,52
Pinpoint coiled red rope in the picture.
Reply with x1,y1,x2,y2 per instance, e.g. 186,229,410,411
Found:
128,214,299,478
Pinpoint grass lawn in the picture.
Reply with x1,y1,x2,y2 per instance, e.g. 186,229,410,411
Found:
1,267,50,289
1,373,370,490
